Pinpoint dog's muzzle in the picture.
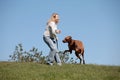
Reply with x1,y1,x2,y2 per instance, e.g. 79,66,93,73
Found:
62,40,66,43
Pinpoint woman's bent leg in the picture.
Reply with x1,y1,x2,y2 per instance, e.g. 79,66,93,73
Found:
43,36,61,65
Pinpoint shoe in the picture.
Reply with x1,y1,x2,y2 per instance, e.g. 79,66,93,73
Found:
49,63,53,66
57,63,62,66
46,63,53,66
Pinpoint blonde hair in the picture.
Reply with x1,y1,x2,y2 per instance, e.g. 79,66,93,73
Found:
47,13,59,25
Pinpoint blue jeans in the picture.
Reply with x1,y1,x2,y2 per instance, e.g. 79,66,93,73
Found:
43,35,61,64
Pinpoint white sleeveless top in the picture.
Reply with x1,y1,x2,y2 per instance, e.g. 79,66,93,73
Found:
44,21,57,38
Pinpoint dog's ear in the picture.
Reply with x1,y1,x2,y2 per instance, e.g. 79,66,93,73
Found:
69,36,72,39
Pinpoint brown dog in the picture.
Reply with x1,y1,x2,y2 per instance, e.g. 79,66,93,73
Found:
62,36,85,64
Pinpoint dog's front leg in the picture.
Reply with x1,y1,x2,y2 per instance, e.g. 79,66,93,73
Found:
63,50,70,54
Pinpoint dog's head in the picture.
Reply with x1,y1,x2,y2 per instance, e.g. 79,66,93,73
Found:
62,36,72,43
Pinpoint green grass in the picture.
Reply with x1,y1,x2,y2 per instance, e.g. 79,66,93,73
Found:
0,62,120,80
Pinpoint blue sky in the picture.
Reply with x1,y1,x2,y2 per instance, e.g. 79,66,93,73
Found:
0,0,120,65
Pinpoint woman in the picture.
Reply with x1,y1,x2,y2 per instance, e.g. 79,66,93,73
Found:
43,13,62,66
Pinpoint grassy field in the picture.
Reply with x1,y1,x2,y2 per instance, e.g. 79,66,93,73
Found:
0,62,120,80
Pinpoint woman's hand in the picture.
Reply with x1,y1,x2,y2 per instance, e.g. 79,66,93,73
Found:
55,30,61,34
